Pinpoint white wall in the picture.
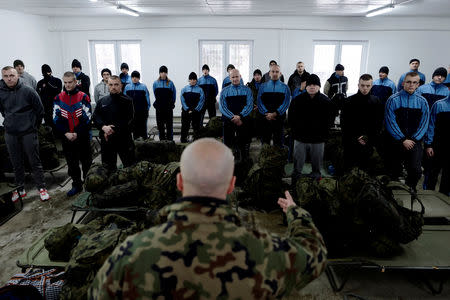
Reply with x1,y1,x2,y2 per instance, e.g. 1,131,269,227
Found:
0,9,61,80
48,15,450,116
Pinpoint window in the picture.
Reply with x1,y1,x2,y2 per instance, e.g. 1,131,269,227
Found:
313,41,368,95
89,40,142,90
199,40,253,92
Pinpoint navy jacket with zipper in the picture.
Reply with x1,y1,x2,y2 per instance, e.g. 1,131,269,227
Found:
257,79,291,116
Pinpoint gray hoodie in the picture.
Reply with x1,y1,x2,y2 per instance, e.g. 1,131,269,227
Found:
20,71,37,90
0,78,44,136
94,80,109,103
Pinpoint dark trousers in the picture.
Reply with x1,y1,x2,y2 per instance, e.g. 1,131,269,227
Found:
427,148,450,195
5,132,45,189
101,133,135,173
181,110,201,143
201,99,217,121
259,115,285,146
156,109,173,141
133,111,149,140
223,119,250,157
343,141,374,171
385,139,423,189
62,135,92,187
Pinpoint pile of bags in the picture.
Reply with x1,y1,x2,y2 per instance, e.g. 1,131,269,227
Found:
192,116,223,140
134,139,186,164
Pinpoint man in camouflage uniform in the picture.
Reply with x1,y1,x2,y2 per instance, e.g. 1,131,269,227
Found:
89,138,327,299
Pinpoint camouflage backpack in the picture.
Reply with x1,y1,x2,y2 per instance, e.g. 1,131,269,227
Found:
91,180,141,208
135,140,179,164
193,116,223,140
84,163,109,193
44,224,81,261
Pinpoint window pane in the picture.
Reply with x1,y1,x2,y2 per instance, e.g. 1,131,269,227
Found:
313,44,336,93
229,43,250,84
94,43,116,83
340,44,363,95
120,43,142,77
201,43,224,92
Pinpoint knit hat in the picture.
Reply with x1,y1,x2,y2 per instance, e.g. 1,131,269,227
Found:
409,58,420,64
71,59,82,70
13,59,24,68
131,70,140,78
379,66,389,75
253,69,262,76
120,63,129,70
306,74,321,87
159,65,168,73
41,64,52,75
101,68,111,76
432,67,447,79
189,72,197,81
335,64,344,71
202,64,210,71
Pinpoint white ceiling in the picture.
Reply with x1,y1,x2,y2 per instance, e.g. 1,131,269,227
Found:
1,0,449,17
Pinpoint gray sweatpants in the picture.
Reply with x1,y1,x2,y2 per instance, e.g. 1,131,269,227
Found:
293,140,324,180
5,132,46,189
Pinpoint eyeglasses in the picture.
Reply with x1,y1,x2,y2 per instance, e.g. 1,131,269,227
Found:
404,81,419,85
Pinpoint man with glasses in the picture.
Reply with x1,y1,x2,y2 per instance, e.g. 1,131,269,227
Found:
385,72,429,195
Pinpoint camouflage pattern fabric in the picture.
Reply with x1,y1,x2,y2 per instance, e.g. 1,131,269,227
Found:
91,180,141,208
134,140,183,164
44,224,81,261
84,163,109,193
88,197,327,299
193,116,223,140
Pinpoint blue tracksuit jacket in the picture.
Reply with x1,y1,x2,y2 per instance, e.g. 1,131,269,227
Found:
425,96,450,149
372,77,397,104
257,80,291,116
222,76,244,89
124,82,151,111
397,70,426,91
219,84,253,120
180,84,205,112
198,75,218,101
416,81,450,108
152,79,176,110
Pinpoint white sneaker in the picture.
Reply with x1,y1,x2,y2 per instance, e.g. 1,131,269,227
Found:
11,189,26,203
39,188,50,202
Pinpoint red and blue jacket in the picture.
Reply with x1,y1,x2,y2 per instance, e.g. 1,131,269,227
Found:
53,88,92,136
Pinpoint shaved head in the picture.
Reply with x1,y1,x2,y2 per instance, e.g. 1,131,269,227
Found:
178,138,235,199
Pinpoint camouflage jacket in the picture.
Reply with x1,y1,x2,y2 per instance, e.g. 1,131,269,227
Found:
88,196,327,299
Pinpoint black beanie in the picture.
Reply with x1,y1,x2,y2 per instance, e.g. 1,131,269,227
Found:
131,71,140,78
72,59,82,70
335,64,344,71
189,72,197,81
306,74,321,87
41,64,52,75
379,66,389,75
202,64,210,71
120,63,129,70
159,65,168,73
253,69,262,76
432,67,447,79
13,59,24,68
409,58,420,64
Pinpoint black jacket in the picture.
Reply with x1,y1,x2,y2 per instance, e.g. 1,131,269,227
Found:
76,72,91,98
288,92,336,143
341,92,384,147
287,70,310,94
0,79,44,136
93,93,134,136
37,75,62,124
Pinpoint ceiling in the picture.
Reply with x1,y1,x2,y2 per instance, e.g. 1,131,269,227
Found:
1,0,449,17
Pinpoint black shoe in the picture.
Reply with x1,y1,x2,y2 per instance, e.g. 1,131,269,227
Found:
67,186,82,197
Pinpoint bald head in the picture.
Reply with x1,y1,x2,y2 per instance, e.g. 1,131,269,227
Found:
178,138,235,199
230,69,241,86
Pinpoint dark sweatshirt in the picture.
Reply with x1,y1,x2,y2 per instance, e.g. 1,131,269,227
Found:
93,93,134,136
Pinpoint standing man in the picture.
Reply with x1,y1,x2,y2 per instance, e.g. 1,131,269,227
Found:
36,64,62,126
124,71,151,140
94,68,111,103
93,75,135,172
246,69,263,136
0,66,49,202
424,96,450,196
287,61,310,94
288,74,335,182
262,60,285,83
222,64,244,89
323,64,348,111
198,64,218,120
119,63,132,91
385,72,429,194
342,74,384,171
153,66,176,141
13,59,37,89
180,72,205,143
71,59,91,98
89,138,327,299
397,59,426,91
53,72,92,196
371,66,397,105
257,64,291,146
220,69,253,158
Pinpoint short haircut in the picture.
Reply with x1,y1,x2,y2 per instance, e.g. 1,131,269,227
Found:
269,60,277,65
2,66,15,72
109,75,120,81
226,64,235,71
101,68,111,76
297,61,304,65
404,71,419,80
409,58,420,64
63,71,76,79
131,70,140,78
13,60,24,68
359,74,373,81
